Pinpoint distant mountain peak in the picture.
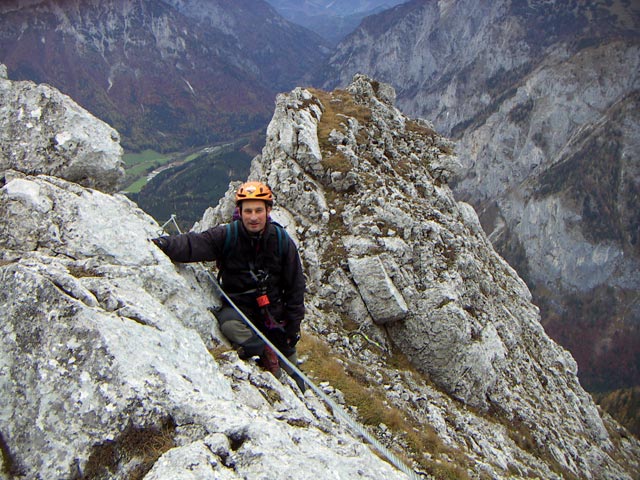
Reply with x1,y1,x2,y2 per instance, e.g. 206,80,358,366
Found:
266,0,410,45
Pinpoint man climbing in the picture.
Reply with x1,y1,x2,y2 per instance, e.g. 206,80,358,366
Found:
152,181,306,390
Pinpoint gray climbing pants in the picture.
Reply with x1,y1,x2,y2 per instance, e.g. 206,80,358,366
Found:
216,305,304,391
216,306,264,358
215,305,296,359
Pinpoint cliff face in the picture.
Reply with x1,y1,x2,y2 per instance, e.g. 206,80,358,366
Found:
1,68,639,479
319,0,640,392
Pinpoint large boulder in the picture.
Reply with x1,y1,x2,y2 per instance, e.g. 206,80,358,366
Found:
0,172,408,479
0,65,124,193
348,255,408,324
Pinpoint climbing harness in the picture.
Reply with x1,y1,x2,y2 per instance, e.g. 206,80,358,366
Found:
247,268,285,330
159,215,422,480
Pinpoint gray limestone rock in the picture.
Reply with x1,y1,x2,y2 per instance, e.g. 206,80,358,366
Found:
321,2,640,390
0,75,411,480
0,66,124,193
230,74,640,479
348,255,408,324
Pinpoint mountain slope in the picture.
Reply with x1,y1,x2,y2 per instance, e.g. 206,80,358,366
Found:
3,64,638,479
0,0,329,152
0,66,410,480
319,0,640,393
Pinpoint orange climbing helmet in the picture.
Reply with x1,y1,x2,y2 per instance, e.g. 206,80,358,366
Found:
235,181,273,205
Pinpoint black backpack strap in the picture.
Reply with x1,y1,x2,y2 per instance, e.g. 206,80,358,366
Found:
217,220,239,284
221,220,289,270
223,220,240,256
272,222,290,258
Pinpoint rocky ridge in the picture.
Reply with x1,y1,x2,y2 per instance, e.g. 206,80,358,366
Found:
198,75,640,478
0,67,408,480
1,68,639,479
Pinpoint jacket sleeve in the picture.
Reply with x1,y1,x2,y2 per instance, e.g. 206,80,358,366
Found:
281,237,306,334
154,226,225,263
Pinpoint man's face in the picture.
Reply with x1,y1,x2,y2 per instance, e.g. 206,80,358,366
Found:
240,200,270,234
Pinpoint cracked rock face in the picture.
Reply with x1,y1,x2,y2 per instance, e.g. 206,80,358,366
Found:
347,255,408,324
321,0,640,392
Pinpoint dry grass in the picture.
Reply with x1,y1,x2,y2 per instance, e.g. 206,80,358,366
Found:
323,151,352,174
406,119,437,137
307,88,372,174
259,385,283,405
297,332,471,477
81,419,176,480
319,190,349,265
68,265,102,278
209,344,234,361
